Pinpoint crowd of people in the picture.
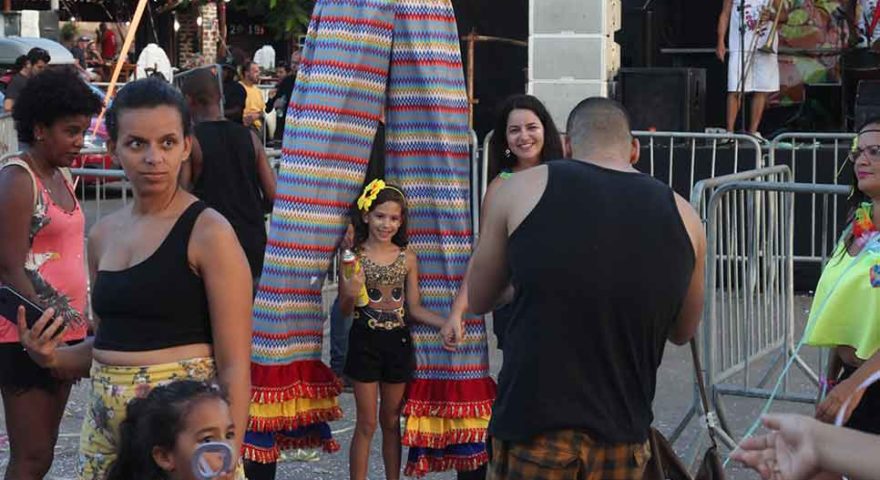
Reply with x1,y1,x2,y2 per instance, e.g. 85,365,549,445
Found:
0,34,878,480
61,22,118,82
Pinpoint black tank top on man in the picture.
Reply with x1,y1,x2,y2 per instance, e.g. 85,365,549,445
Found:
92,201,212,352
488,160,695,444
193,120,267,277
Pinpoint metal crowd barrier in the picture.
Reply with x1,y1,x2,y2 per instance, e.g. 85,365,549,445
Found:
667,166,793,464
769,133,856,266
0,114,18,156
672,167,850,464
477,129,763,212
468,128,480,241
632,130,764,198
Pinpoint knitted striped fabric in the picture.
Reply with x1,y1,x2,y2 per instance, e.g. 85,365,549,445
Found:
383,1,496,476
244,0,496,471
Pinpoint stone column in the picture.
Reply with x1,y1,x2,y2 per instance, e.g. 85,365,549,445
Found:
199,2,219,64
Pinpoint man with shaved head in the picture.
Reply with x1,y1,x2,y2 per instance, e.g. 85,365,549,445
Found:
468,97,707,479
180,68,276,287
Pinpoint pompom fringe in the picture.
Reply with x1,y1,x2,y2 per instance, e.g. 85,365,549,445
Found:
277,435,341,453
248,406,343,432
242,434,340,464
402,428,487,449
251,361,343,403
403,399,493,418
404,378,496,418
404,451,489,478
242,443,279,464
250,381,342,403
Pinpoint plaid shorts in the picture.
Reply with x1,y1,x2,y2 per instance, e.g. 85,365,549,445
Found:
488,429,651,480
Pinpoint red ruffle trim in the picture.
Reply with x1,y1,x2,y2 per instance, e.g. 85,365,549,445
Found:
242,443,279,464
277,434,341,454
242,435,341,464
404,378,496,418
404,450,489,478
402,428,487,449
251,360,342,403
248,406,343,432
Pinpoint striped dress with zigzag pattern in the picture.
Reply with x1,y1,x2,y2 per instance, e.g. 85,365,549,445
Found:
244,0,496,475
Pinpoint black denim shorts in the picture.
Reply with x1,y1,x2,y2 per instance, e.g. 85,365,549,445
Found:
0,339,82,394
343,319,414,384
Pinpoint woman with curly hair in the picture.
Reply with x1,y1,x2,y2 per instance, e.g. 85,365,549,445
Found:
0,67,102,479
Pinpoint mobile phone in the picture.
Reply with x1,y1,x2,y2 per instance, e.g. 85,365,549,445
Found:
0,285,45,329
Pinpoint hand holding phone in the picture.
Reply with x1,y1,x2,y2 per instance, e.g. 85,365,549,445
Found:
0,285,44,329
16,305,65,369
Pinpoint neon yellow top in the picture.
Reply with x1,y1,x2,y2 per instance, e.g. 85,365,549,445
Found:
804,235,880,360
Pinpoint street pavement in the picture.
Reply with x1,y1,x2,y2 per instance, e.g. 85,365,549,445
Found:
0,193,823,479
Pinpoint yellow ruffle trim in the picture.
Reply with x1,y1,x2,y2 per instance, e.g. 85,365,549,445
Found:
402,415,490,449
248,396,342,432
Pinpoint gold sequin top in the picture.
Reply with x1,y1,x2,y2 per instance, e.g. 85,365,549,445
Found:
358,247,408,306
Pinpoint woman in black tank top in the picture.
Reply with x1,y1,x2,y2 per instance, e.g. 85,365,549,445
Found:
16,79,253,480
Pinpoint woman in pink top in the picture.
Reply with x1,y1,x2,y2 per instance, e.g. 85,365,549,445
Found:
0,67,101,480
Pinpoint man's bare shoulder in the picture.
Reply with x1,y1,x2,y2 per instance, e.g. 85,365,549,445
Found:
672,192,706,255
494,165,549,233
494,165,548,200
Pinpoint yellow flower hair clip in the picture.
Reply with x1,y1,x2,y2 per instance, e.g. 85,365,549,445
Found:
357,179,406,212
358,179,386,212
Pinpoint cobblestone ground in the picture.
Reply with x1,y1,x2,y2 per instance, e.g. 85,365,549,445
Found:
0,196,822,479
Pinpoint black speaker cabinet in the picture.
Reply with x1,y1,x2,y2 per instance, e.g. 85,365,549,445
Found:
617,68,706,132
856,80,880,129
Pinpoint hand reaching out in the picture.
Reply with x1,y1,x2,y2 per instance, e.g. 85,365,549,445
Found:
732,414,821,480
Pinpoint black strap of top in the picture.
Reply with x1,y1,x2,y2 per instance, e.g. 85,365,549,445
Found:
166,201,208,249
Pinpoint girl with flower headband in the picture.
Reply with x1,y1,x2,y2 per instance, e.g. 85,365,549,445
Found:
339,179,453,480
804,119,880,442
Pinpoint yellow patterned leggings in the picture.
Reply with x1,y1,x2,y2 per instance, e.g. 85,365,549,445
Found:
77,357,217,480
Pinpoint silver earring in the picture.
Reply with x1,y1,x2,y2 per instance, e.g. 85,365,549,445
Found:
504,148,511,158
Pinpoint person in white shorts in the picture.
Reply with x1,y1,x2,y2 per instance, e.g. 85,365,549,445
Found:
716,0,786,137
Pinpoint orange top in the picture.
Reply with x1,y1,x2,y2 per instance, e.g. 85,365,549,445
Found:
0,163,88,343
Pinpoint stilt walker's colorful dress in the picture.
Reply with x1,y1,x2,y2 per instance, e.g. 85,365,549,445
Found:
243,0,497,474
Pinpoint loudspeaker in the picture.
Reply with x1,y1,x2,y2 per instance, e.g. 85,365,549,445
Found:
532,0,620,35
531,36,619,82
38,11,59,42
531,81,611,131
617,67,706,132
856,80,880,129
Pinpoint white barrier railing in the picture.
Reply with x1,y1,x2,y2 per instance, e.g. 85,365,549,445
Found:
0,114,18,156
